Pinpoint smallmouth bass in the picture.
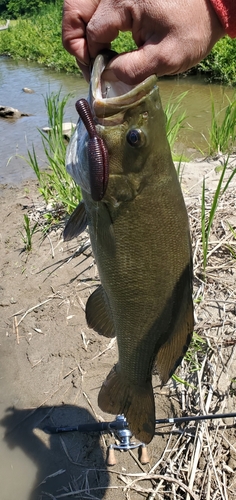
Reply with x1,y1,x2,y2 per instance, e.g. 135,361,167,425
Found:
65,51,194,444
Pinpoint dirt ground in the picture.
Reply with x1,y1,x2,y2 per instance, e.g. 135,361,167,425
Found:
0,157,236,500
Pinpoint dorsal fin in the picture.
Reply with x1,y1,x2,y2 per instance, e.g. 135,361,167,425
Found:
152,261,194,384
156,299,193,384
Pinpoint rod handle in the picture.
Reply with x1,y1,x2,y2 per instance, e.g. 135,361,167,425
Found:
107,447,116,466
139,445,149,464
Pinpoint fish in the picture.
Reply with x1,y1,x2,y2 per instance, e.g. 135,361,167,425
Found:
65,50,194,444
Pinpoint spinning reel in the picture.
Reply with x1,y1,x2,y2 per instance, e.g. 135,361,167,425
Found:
44,414,149,465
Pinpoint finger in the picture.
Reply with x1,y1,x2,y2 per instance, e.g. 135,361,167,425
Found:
62,0,99,64
62,11,90,65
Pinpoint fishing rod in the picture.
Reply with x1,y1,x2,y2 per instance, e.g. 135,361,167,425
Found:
44,412,236,465
155,411,236,425
44,411,236,435
44,416,126,435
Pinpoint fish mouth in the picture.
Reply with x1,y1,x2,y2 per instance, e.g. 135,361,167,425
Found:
91,50,157,122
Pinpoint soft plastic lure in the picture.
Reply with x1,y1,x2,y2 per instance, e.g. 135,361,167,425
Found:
75,98,109,202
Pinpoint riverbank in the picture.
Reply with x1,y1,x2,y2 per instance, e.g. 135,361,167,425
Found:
0,157,236,499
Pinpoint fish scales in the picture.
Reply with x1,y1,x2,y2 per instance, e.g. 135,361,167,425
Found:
65,50,194,444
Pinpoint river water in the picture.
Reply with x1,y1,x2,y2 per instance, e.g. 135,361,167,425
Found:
0,57,88,184
0,55,235,184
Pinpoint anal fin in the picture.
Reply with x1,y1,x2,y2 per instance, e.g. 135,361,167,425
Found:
86,285,116,338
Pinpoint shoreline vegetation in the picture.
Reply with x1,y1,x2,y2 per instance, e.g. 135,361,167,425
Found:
0,0,236,85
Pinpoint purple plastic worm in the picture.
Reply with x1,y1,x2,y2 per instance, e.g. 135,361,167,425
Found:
75,98,109,201
75,99,96,138
88,136,109,201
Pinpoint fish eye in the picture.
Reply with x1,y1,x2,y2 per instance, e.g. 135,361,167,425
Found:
126,129,145,148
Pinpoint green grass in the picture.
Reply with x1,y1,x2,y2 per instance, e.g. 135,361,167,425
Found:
164,92,188,153
197,36,236,86
0,3,79,72
111,31,136,53
206,95,236,155
20,214,38,251
172,332,207,387
27,90,82,216
201,155,236,276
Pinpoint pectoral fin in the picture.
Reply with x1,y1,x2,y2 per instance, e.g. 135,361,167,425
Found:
63,200,87,241
86,285,116,338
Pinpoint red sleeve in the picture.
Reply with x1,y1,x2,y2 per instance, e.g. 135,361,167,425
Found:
209,0,236,37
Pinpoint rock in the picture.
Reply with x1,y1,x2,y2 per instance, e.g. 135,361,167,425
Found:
42,122,76,139
0,106,30,119
0,106,21,119
22,87,35,94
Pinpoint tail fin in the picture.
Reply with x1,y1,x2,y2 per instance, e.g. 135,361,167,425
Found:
98,365,155,444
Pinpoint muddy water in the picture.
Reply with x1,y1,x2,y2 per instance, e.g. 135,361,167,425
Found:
0,56,88,184
1,56,235,184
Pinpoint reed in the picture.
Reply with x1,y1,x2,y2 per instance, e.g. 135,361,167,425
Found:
164,91,188,151
207,95,236,155
20,214,38,252
201,156,233,276
27,90,82,215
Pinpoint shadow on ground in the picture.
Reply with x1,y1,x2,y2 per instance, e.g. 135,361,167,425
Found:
1,405,109,500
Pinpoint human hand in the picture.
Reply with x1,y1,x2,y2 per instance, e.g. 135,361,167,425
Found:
62,0,225,84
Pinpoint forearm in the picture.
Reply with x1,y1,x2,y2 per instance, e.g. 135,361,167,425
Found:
209,0,236,37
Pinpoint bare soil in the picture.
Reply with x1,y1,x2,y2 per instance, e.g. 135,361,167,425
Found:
0,157,236,500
